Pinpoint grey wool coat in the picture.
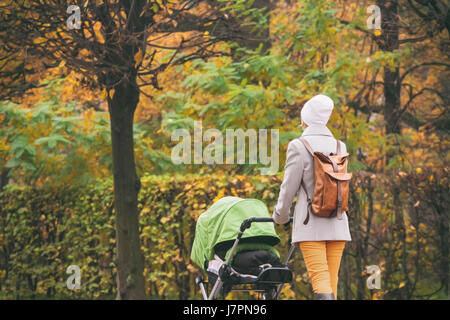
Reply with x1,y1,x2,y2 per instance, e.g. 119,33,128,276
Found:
273,125,352,243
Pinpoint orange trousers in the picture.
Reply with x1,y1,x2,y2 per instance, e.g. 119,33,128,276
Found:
299,241,346,299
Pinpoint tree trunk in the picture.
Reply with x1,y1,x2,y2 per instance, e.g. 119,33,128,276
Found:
377,0,401,137
437,205,449,298
108,79,145,300
377,1,410,299
0,168,10,191
383,67,401,136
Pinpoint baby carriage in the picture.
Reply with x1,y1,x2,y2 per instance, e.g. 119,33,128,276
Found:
191,197,295,300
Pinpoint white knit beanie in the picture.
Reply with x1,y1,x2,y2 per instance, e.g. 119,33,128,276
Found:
301,94,334,126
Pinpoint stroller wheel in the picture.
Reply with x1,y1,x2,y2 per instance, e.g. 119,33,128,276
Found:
263,287,278,300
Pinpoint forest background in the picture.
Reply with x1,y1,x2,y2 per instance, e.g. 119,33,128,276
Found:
0,0,448,300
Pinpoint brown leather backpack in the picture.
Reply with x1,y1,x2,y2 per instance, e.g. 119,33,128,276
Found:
299,138,352,225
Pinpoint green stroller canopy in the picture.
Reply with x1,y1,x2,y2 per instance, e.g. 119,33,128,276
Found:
190,196,281,270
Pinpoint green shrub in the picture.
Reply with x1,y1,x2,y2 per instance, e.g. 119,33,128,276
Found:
0,174,286,299
1,170,447,300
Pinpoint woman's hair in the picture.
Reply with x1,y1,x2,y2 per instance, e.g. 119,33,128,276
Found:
301,119,308,129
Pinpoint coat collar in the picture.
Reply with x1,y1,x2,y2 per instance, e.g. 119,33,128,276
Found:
301,125,334,137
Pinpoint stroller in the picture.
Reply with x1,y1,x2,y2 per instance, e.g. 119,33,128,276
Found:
191,197,295,300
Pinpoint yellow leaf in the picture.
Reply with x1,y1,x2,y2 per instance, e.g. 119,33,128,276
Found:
100,88,108,100
142,226,151,234
326,27,336,35
213,189,225,202
108,88,115,99
161,216,170,224
33,37,46,45
183,60,191,73
134,49,143,68
388,57,396,69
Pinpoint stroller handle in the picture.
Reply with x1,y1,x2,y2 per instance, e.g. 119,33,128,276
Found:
240,217,293,231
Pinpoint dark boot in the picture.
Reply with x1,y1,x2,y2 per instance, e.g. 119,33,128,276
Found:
313,293,335,300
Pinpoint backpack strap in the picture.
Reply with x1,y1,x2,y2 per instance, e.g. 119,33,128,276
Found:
300,180,313,225
299,137,314,156
335,139,343,220
299,138,314,225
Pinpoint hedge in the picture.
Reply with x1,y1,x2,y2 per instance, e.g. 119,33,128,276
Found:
1,170,446,299
0,174,289,299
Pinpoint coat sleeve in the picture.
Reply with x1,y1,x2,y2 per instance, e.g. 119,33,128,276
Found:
273,140,304,225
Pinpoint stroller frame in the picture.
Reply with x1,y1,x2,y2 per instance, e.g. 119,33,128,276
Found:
196,216,295,300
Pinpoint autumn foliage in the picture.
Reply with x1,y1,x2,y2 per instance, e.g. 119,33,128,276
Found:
0,0,448,299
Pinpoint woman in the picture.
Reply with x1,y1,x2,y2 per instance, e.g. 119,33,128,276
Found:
272,94,351,300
